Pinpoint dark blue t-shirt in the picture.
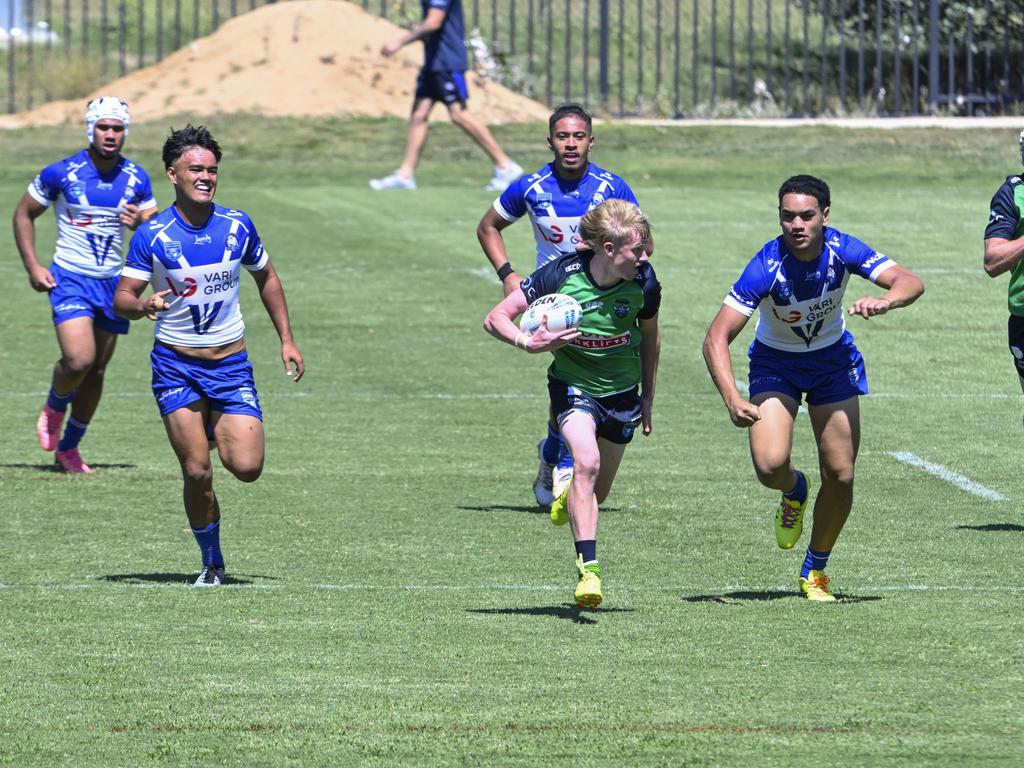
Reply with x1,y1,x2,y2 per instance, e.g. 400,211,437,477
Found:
422,0,468,72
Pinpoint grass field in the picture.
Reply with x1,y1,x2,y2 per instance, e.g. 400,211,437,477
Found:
1,117,1023,766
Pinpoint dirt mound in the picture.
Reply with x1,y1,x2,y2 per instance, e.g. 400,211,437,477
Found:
0,0,548,128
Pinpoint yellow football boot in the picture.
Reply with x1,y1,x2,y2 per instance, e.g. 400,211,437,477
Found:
574,554,602,609
799,569,837,602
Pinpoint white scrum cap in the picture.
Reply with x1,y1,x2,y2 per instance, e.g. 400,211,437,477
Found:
86,96,130,143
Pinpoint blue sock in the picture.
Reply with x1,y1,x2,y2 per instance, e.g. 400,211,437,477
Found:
801,548,830,579
58,417,88,451
783,470,807,502
47,387,74,412
541,422,560,464
555,435,574,470
574,539,597,563
191,519,224,568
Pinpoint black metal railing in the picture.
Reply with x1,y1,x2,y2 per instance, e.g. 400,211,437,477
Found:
2,0,1021,117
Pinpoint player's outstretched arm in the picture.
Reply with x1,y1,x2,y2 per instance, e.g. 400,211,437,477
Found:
250,262,304,382
113,276,171,321
702,305,760,428
12,192,55,292
477,208,521,296
638,314,660,436
847,264,925,319
381,7,446,56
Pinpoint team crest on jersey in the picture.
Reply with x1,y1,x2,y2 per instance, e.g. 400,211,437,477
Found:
226,234,240,251
68,181,86,199
777,279,792,299
588,192,606,210
164,240,183,259
613,299,631,318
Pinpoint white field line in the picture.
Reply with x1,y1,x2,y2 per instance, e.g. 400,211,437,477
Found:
2,581,1023,593
887,451,1008,502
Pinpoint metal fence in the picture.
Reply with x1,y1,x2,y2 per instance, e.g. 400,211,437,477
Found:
2,0,1022,116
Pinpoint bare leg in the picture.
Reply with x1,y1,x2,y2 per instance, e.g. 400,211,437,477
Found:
807,397,860,552
209,412,265,483
447,102,512,168
559,411,601,542
163,403,219,529
51,317,99,397
748,392,800,492
397,98,436,178
68,327,118,423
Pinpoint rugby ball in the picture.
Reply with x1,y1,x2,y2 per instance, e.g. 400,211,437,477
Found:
519,293,584,335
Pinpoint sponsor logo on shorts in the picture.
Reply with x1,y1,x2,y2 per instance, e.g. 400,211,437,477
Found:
158,386,187,403
54,302,89,313
239,387,256,406
571,332,630,349
622,424,636,440
848,366,860,386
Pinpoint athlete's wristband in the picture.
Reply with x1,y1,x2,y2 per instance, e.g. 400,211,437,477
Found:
514,332,529,351
495,262,515,281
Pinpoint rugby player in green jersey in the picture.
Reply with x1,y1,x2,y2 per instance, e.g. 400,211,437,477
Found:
984,130,1024,396
484,200,661,608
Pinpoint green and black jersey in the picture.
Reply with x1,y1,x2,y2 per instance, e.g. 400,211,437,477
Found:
986,175,1024,316
520,250,661,396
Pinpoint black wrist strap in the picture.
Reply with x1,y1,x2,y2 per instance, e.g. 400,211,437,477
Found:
495,262,515,280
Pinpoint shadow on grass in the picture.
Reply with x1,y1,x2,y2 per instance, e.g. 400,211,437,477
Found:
468,605,633,625
955,523,1024,532
0,462,137,472
681,590,882,604
456,505,620,515
98,572,271,586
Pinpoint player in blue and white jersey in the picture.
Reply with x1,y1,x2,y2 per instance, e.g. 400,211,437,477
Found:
477,103,651,507
13,97,157,473
114,125,304,588
369,0,522,192
702,175,923,602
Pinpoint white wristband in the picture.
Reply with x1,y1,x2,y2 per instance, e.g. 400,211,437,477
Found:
514,332,529,350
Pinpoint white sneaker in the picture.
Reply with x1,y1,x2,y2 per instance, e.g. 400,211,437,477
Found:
369,171,417,191
552,464,574,501
533,439,555,507
193,566,225,587
485,161,523,192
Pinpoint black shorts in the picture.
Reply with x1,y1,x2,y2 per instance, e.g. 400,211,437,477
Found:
1008,315,1024,376
548,379,642,445
414,69,468,106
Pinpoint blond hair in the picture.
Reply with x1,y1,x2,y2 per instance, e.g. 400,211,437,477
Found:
578,199,650,251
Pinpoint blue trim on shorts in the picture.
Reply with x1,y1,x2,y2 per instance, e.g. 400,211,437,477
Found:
48,263,129,335
150,343,262,419
548,378,642,445
414,69,469,105
747,333,868,406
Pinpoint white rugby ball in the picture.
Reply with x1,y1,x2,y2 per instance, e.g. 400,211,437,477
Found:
519,293,584,335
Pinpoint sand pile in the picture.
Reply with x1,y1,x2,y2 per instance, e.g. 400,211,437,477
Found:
0,0,548,128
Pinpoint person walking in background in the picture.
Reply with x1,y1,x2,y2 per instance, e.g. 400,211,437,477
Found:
13,97,158,473
370,0,522,192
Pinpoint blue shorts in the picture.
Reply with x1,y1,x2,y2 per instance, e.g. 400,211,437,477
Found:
150,343,263,419
48,262,129,334
548,379,642,445
414,69,468,106
747,335,868,406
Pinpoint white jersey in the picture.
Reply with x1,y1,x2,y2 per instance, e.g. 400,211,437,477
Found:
493,162,640,267
724,227,895,352
123,204,269,347
28,148,157,279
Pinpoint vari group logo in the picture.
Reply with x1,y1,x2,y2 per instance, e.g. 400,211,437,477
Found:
165,276,198,298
